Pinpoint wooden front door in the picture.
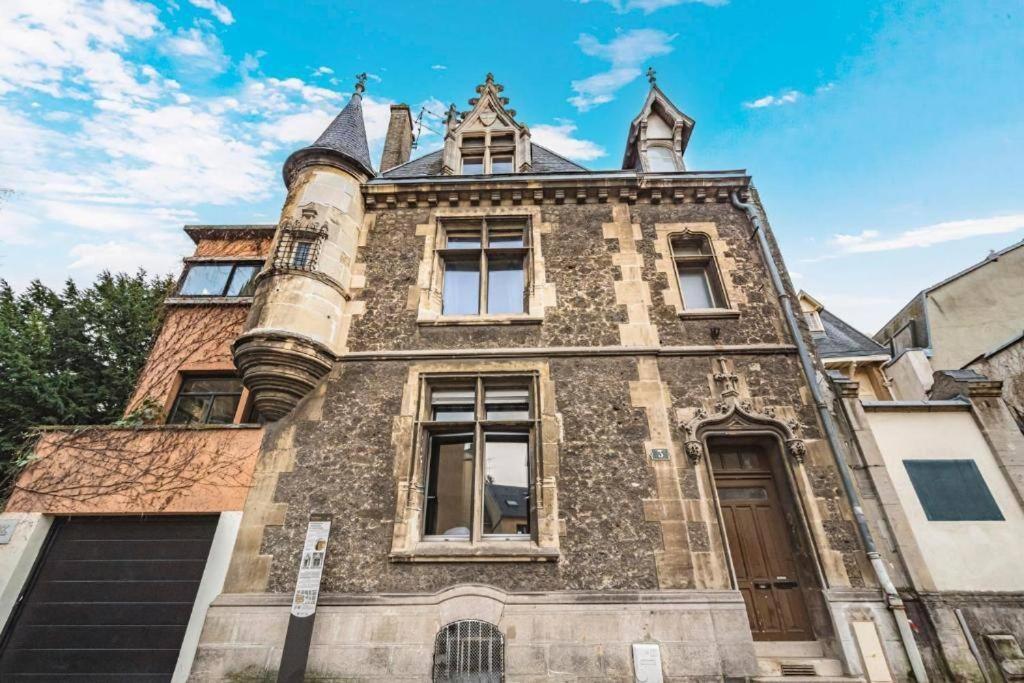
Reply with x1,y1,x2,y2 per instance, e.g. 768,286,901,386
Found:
712,444,813,641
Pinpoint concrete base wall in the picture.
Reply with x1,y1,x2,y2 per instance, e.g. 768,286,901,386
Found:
189,585,756,682
825,589,912,681
917,592,1024,682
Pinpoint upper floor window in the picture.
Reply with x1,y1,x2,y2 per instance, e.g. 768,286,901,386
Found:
439,218,528,316
671,234,726,310
647,145,679,172
423,376,535,541
168,375,244,424
178,261,261,297
460,132,517,175
804,311,824,333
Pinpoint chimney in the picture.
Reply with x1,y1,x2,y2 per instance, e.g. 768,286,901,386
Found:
380,104,414,172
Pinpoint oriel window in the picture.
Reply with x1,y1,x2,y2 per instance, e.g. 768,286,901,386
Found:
671,234,726,310
168,375,244,424
439,218,528,316
178,261,261,297
422,376,536,541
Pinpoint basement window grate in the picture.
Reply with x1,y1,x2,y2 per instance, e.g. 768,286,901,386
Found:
780,663,817,676
432,619,504,682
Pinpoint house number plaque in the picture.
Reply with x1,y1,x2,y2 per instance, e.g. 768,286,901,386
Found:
649,448,670,461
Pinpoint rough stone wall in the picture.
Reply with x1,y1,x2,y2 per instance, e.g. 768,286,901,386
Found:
968,339,1024,429
260,356,663,594
919,593,1024,682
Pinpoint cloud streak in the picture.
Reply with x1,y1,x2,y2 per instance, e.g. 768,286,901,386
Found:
581,0,726,14
569,29,676,111
830,214,1024,253
531,120,606,161
744,89,802,109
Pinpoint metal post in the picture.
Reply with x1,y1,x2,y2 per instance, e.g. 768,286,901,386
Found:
277,514,332,683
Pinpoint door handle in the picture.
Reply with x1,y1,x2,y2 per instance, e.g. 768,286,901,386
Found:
753,581,771,590
774,580,799,589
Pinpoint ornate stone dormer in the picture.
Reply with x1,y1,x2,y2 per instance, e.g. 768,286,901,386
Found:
622,68,695,173
441,73,532,176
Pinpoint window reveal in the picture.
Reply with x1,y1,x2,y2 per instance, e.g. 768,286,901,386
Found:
671,234,726,310
439,219,528,316
422,378,535,541
178,262,261,297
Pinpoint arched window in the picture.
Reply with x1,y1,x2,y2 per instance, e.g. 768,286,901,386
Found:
432,619,505,682
646,145,679,172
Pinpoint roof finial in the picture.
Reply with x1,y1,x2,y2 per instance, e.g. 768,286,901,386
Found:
354,72,368,95
485,72,495,85
646,66,657,85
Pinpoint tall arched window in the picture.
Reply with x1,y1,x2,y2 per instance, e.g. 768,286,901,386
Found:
432,619,505,682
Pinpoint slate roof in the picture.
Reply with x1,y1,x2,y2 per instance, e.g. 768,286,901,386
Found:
380,143,587,179
484,483,529,519
814,308,890,359
284,92,374,179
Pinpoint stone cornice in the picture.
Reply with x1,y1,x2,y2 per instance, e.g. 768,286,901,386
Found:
363,171,752,209
335,343,798,363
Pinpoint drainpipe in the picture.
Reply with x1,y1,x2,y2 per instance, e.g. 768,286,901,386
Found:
730,190,929,683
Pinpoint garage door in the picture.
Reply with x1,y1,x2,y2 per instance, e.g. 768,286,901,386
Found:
0,515,218,682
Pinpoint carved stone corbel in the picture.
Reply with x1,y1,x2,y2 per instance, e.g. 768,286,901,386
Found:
684,440,704,465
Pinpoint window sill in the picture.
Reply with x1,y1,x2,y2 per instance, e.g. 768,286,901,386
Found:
417,315,544,327
677,308,741,320
390,540,559,563
165,296,254,306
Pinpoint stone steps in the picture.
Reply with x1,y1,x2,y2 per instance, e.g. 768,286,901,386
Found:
754,640,860,681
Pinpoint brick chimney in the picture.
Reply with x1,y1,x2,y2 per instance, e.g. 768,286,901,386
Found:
380,104,414,172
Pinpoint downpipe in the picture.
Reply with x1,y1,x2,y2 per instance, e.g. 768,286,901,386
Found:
729,190,929,682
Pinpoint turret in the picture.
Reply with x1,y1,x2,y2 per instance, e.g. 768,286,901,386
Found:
233,75,373,420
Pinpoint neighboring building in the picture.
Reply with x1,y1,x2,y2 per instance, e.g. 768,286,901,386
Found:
964,331,1024,430
1,73,961,682
800,292,892,400
814,296,1024,681
874,239,1024,371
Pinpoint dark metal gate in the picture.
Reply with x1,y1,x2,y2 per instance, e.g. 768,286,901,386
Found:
432,619,505,682
0,515,218,682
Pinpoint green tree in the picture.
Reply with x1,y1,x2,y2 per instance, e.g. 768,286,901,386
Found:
0,270,174,465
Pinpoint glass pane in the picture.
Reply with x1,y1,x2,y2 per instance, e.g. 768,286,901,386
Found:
445,231,482,249
425,433,475,537
168,396,208,424
483,433,530,536
431,388,476,421
292,241,313,268
226,264,260,296
487,230,524,248
718,487,768,501
671,237,707,256
207,395,240,424
486,257,525,314
678,266,715,309
485,386,530,420
647,146,678,172
179,264,232,296
491,156,514,174
181,377,243,394
443,260,480,315
462,157,484,175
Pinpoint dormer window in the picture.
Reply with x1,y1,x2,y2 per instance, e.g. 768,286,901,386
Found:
646,145,679,172
460,131,517,175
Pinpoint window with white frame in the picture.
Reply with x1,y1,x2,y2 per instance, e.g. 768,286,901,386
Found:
438,218,529,316
671,234,727,310
421,376,536,542
460,132,516,175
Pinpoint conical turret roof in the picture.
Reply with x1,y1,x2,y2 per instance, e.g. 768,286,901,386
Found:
283,75,375,183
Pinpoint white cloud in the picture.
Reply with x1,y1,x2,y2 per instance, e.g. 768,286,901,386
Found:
569,29,676,111
581,0,726,12
69,236,192,277
830,215,1024,253
160,26,230,75
313,66,333,76
744,89,802,109
531,120,606,161
431,64,447,70
187,0,234,25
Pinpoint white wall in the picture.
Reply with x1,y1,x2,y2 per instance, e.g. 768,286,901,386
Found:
865,409,1024,591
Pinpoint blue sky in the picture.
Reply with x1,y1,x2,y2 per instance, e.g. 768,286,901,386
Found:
1,0,1021,333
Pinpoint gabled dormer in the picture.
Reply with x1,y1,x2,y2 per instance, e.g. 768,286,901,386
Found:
441,73,532,176
622,70,695,173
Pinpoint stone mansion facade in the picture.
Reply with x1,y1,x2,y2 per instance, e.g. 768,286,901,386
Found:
3,73,1024,682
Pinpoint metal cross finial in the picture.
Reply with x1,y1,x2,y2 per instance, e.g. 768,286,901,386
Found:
354,72,368,94
646,66,657,85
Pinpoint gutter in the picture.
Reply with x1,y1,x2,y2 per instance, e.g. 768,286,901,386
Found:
729,190,929,682
366,169,750,187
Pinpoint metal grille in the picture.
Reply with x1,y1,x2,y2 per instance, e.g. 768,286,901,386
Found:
432,619,504,682
780,663,817,676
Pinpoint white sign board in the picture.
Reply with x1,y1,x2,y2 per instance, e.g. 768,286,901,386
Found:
0,519,17,545
632,643,664,683
290,519,331,618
